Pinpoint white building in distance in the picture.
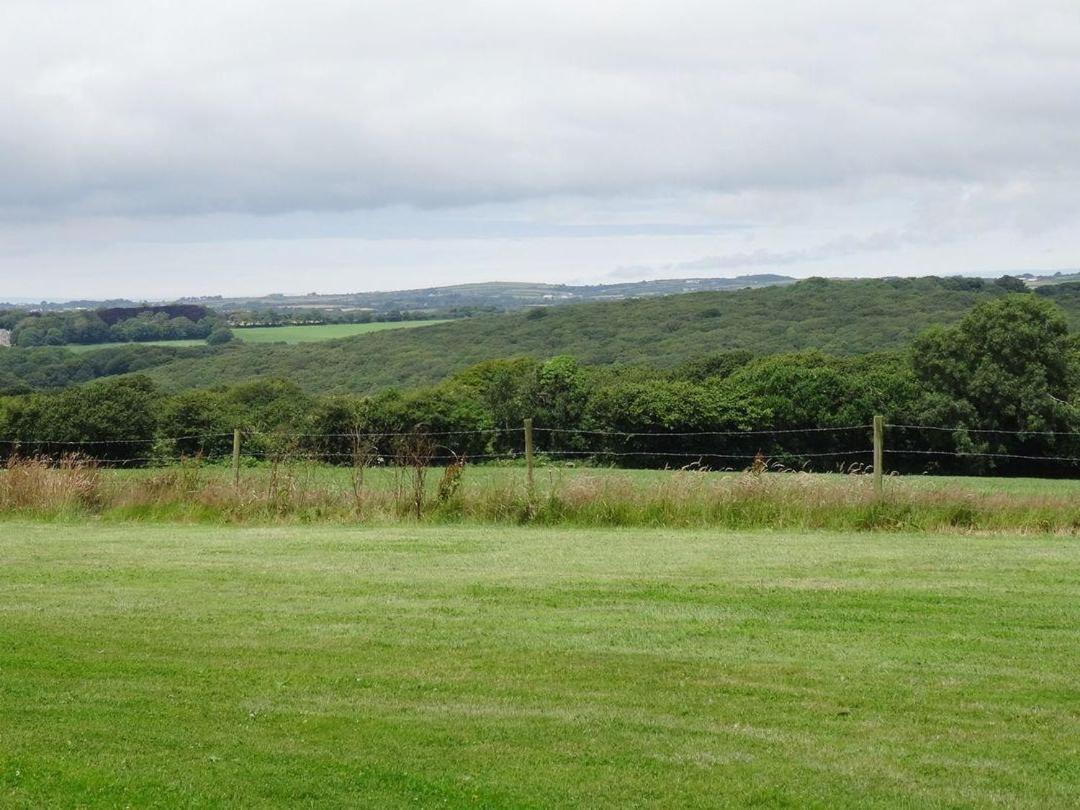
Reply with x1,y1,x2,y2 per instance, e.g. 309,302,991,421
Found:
0,329,11,348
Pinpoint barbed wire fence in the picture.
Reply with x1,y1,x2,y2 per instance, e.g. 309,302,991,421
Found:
2,420,1080,493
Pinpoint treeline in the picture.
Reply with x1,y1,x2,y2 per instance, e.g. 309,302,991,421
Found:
225,307,478,327
2,296,1077,476
0,305,228,347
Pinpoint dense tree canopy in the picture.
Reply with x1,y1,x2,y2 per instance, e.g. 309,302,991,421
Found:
911,296,1077,468
0,344,209,396
3,278,1080,399
1,282,1079,476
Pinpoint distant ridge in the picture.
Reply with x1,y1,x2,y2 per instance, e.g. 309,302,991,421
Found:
7,270,1080,313
3,275,794,313
1020,270,1080,287
172,274,797,313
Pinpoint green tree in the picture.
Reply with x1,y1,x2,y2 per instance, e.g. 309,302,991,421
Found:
912,295,1078,469
452,357,539,451
526,356,589,452
157,390,238,459
673,350,755,382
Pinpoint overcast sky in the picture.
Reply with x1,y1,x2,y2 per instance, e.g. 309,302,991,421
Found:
1,0,1078,300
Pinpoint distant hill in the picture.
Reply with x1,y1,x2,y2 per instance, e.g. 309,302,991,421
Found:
0,298,140,311
9,270,1080,314
173,275,796,314
1,275,795,318
124,277,1080,395
1021,271,1080,287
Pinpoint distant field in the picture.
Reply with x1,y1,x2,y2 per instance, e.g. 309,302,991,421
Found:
234,320,450,344
62,320,449,352
64,338,208,352
1,523,1077,806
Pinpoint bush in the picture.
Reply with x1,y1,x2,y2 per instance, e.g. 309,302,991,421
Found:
207,327,236,346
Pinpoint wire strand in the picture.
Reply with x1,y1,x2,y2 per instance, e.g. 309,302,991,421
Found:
0,433,234,446
885,449,1080,463
245,428,524,439
886,424,1080,437
534,425,868,437
531,449,869,459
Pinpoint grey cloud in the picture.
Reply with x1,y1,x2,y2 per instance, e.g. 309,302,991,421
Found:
622,230,930,276
2,0,1080,299
2,1,1080,219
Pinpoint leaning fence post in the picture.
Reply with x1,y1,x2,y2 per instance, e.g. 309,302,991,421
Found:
873,415,884,497
524,417,535,501
232,428,242,488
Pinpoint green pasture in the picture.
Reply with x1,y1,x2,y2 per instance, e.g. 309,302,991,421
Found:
64,338,208,352
61,320,449,352
1,524,1077,806
233,320,450,344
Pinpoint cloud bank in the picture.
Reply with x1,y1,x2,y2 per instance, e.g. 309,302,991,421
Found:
0,0,1078,296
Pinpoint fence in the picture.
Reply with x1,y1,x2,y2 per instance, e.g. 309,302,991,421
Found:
3,417,1080,483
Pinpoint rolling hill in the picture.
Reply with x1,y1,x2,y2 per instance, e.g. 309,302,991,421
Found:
121,277,1080,395
4,275,795,313
177,275,798,313
3,276,1079,397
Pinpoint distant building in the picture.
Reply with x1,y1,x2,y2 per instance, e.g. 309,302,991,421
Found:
0,329,10,348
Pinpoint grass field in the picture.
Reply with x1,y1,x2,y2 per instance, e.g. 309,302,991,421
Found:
4,460,1080,532
64,338,209,352
62,320,449,352
233,320,451,344
1,524,1077,806
90,463,1080,499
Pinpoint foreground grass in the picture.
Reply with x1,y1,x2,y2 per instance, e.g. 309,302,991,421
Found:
1,524,1078,807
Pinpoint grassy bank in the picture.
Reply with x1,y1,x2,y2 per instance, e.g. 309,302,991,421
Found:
1,524,1077,806
2,459,1079,532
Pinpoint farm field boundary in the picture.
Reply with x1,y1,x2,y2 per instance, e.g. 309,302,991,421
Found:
1,458,1079,532
2,421,1079,531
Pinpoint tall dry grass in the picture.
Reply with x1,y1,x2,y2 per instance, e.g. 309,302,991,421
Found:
0,455,103,515
0,456,1078,532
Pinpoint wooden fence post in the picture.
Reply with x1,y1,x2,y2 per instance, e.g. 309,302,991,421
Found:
524,417,535,500
873,415,884,497
233,428,242,488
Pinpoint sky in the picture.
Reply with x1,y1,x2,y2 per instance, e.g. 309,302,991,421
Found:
1,0,1079,300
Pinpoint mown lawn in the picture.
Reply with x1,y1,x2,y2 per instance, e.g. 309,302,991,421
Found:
1,525,1077,807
